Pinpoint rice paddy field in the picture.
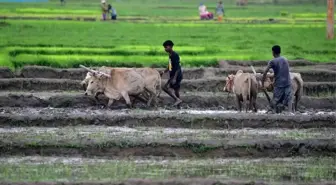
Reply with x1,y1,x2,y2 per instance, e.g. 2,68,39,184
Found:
0,0,335,185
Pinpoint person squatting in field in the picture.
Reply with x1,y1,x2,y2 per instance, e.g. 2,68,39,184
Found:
101,0,108,20
199,3,213,20
262,45,292,113
108,4,117,20
161,40,183,106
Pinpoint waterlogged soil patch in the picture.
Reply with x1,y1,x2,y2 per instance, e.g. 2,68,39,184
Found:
0,78,334,96
0,157,334,183
0,107,335,129
0,133,334,158
0,91,334,110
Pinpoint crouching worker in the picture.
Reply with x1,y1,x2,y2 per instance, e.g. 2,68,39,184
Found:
161,40,183,106
262,45,292,113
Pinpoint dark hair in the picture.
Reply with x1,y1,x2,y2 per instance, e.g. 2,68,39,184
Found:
272,45,281,54
163,40,174,47
108,4,112,10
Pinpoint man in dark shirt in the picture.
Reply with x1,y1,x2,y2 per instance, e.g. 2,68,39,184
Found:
262,45,292,113
161,40,183,106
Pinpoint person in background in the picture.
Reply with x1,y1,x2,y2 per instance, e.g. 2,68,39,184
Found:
216,1,224,21
60,0,65,6
108,4,117,20
199,3,213,20
161,40,183,106
262,45,292,113
101,0,108,21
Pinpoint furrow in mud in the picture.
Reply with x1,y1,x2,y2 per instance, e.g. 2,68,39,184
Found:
0,136,334,158
0,92,335,110
2,66,335,81
0,108,334,128
0,78,335,96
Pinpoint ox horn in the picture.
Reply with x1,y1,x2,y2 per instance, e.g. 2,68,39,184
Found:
80,65,98,74
79,65,111,78
250,65,257,75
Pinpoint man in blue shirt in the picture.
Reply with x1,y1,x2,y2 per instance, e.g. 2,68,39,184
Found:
161,40,183,106
262,45,292,113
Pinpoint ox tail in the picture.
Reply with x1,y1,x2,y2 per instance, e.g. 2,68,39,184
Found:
156,73,162,98
247,74,252,111
293,74,303,102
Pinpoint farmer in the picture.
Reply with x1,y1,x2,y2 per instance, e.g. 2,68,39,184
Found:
262,45,292,113
108,4,117,20
216,1,224,21
161,40,183,106
101,0,108,21
199,3,213,20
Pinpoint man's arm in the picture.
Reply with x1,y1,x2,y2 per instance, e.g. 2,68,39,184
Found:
262,61,272,87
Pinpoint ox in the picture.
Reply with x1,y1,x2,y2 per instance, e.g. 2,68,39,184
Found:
223,70,258,112
80,65,157,108
80,66,162,107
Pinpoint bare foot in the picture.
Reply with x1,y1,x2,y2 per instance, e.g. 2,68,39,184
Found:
173,99,182,106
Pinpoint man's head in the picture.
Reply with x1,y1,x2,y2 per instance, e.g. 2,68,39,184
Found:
272,45,281,58
163,40,174,53
219,1,222,4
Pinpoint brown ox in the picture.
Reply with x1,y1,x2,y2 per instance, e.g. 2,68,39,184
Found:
223,70,258,112
80,66,162,106
262,72,303,112
81,65,156,108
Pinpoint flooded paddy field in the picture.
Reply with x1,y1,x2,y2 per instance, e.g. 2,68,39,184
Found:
0,65,335,184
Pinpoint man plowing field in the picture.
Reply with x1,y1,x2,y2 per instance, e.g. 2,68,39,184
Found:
261,45,292,113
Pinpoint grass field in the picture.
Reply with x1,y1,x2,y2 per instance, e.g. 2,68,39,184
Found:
0,0,335,69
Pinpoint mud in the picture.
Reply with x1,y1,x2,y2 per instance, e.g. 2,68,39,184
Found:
0,78,335,96
0,107,334,129
0,68,14,78
3,66,335,82
0,135,334,158
0,92,335,110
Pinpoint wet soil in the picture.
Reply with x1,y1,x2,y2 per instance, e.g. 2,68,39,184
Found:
0,92,334,110
0,136,334,158
0,107,334,129
2,66,335,81
0,78,334,96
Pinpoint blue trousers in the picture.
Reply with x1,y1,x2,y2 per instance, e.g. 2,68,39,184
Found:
271,85,292,113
